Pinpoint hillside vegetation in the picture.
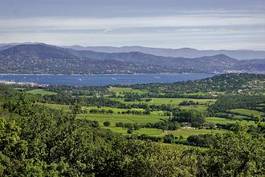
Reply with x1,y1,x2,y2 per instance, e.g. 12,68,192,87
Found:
0,73,265,176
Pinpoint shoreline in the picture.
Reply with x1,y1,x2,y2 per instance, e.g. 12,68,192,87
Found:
0,80,48,87
0,72,217,76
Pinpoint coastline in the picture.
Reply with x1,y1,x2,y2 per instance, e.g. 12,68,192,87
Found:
0,80,48,87
0,72,217,76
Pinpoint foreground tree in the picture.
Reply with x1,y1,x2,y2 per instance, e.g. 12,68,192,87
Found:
198,130,265,177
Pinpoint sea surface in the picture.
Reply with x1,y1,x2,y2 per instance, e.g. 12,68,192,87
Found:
0,73,214,86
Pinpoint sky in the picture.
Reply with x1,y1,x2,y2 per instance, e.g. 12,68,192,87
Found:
0,0,265,50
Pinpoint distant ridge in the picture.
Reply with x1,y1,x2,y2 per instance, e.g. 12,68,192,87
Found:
0,43,265,74
1,43,265,60
66,45,265,60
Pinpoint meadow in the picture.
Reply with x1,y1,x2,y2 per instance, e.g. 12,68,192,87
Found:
77,113,166,125
33,84,264,142
112,97,215,106
39,101,230,139
26,89,57,96
229,108,264,118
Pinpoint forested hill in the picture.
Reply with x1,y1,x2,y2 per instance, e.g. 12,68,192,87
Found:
1,43,265,74
132,73,265,95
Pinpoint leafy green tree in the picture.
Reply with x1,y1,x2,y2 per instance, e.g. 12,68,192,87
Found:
0,118,28,176
70,102,82,114
199,130,265,177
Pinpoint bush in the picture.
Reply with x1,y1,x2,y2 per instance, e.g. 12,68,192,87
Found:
90,120,99,128
187,134,216,147
127,128,134,134
103,121,111,127
163,134,175,144
115,122,124,127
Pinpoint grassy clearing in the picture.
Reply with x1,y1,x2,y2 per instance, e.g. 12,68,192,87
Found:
41,103,146,113
38,103,69,111
165,128,227,139
113,97,216,106
14,88,26,90
82,106,145,113
206,117,256,125
180,105,208,113
206,117,237,124
104,126,227,139
182,92,209,96
230,109,264,118
41,103,166,117
78,113,166,125
103,127,128,135
83,106,164,115
134,128,164,136
38,98,255,141
150,98,215,105
109,87,146,95
104,127,163,137
26,89,57,96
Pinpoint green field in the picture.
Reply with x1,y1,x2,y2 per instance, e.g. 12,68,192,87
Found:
229,108,264,118
78,113,166,125
113,97,216,106
206,117,238,124
40,101,244,140
104,126,227,139
165,128,227,138
41,103,166,115
104,127,164,137
36,88,260,142
82,106,145,113
206,117,256,125
180,105,208,113
150,98,215,105
26,89,57,96
182,91,223,97
38,103,69,111
109,86,146,95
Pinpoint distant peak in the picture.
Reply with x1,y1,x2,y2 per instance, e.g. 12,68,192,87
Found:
178,47,196,50
212,54,231,58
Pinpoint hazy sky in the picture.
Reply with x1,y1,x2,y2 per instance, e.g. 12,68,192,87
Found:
0,0,265,49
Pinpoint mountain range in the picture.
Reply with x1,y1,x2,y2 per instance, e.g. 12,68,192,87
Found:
66,45,265,60
0,43,265,74
1,43,265,60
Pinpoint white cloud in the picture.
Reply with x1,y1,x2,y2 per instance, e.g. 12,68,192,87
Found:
1,12,264,30
0,11,264,50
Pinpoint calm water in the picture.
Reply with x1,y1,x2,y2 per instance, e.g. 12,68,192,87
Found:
0,73,214,86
